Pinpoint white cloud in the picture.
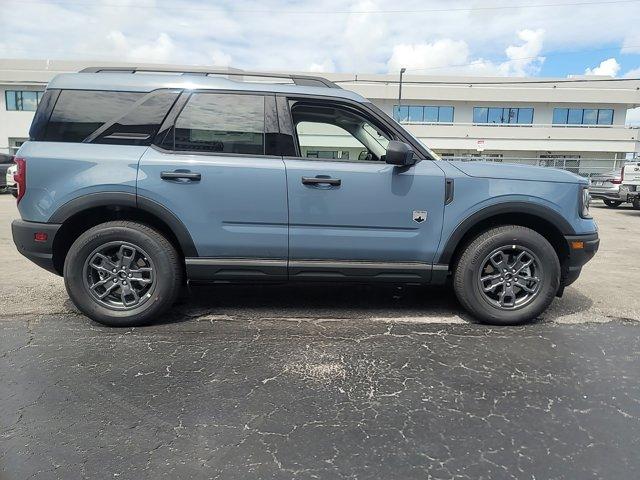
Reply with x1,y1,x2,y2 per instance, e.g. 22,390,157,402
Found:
107,31,176,64
621,32,640,54
210,49,232,68
624,67,640,78
386,29,545,76
584,58,621,77
308,59,336,72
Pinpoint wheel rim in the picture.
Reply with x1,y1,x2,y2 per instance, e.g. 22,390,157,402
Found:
477,245,543,310
82,241,156,311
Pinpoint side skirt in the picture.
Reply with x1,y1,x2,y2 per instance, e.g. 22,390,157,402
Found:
185,258,451,285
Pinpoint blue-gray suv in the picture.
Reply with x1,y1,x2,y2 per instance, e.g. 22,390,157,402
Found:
11,67,599,327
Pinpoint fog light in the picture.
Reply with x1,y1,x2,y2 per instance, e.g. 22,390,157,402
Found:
34,232,48,242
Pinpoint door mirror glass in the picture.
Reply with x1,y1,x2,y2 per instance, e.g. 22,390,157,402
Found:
384,141,415,166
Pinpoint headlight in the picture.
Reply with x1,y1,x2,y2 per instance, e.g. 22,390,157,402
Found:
580,186,591,218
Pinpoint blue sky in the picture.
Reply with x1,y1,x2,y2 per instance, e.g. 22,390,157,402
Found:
2,0,640,78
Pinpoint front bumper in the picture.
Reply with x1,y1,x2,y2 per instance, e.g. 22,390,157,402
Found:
12,219,61,275
561,232,599,287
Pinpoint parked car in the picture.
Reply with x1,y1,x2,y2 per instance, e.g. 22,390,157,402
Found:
588,168,626,207
5,163,17,197
11,67,599,327
0,155,14,194
621,161,640,209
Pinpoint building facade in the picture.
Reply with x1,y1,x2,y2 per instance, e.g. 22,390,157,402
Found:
1,59,639,175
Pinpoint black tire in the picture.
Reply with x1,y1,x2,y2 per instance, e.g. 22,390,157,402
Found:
453,225,560,325
603,199,623,208
633,198,640,210
64,221,183,327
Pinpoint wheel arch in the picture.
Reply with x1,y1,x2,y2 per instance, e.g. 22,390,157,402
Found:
50,192,197,275
439,202,574,271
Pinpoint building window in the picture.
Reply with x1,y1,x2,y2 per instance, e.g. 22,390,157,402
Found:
393,105,454,123
8,138,28,155
472,107,534,124
5,90,43,111
552,108,614,125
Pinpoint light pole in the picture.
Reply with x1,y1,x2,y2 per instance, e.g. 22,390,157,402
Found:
398,67,406,122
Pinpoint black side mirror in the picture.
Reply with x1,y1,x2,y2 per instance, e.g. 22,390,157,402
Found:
384,141,415,166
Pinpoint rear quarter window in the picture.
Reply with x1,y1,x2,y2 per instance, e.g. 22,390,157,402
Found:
39,90,178,145
44,90,144,143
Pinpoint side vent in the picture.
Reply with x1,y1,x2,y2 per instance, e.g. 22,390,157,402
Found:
445,178,454,205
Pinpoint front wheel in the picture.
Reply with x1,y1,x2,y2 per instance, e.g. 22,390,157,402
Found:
64,221,183,327
603,199,623,208
453,225,560,325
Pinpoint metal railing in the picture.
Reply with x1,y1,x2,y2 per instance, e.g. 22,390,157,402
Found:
443,156,630,178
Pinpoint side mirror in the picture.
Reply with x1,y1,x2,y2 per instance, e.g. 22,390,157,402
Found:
384,141,415,166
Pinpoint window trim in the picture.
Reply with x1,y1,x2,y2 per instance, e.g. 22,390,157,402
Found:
287,99,394,164
278,93,431,163
152,90,277,158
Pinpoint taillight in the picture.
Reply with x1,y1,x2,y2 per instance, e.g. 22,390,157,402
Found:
611,166,624,185
13,157,26,204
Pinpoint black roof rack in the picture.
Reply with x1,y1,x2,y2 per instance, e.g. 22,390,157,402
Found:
79,66,341,89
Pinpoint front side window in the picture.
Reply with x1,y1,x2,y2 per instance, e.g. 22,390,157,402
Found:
292,103,391,162
171,93,265,155
5,90,43,111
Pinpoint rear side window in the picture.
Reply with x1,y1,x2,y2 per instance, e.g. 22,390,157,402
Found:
94,92,179,145
170,93,265,155
44,90,144,143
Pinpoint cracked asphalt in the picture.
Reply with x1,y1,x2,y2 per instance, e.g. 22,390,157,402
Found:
1,195,639,479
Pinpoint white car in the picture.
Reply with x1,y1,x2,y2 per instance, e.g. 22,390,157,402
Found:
5,163,17,197
621,161,640,209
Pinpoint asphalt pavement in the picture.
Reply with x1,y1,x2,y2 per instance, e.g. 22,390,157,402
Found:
1,195,639,479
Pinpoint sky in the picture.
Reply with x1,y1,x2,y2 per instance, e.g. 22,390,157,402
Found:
2,0,640,79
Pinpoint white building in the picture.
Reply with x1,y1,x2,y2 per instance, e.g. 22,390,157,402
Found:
1,59,639,176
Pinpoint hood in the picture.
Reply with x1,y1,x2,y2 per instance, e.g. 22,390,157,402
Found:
449,161,587,184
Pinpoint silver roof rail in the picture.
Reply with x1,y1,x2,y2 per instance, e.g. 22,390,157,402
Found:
79,66,341,89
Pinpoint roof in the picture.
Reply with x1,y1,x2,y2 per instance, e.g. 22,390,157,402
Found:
46,71,370,103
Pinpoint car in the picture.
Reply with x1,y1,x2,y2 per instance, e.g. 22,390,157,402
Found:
5,163,17,197
11,67,599,327
588,168,626,208
621,161,640,209
0,155,14,194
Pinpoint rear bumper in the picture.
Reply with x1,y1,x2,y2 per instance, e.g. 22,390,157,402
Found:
562,232,599,287
11,219,61,275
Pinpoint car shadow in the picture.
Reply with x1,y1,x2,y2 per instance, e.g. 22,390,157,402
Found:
153,281,594,327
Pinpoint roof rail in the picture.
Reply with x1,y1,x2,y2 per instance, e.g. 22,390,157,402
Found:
79,66,341,89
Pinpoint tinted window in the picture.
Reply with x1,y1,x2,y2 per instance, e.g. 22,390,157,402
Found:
567,108,583,124
553,108,568,124
95,92,179,145
408,106,423,122
439,106,454,122
597,109,613,125
44,90,144,142
424,106,439,123
582,109,597,125
172,93,265,155
517,108,533,124
473,107,488,123
5,90,43,111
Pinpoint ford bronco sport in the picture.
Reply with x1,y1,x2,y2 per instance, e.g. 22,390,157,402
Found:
11,67,599,327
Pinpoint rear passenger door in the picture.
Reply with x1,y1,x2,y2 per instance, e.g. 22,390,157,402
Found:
138,92,288,280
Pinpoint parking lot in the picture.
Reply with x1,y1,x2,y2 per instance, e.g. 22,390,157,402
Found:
1,194,639,479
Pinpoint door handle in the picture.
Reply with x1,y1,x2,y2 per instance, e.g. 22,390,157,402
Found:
301,176,341,186
161,170,201,182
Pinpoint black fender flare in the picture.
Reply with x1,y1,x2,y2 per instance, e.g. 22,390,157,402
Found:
49,192,198,257
437,201,575,265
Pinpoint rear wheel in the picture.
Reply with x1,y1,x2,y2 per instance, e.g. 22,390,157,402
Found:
603,199,623,208
453,225,560,325
64,221,183,327
632,198,640,210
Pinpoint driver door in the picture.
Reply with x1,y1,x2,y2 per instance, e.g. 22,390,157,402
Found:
281,99,446,280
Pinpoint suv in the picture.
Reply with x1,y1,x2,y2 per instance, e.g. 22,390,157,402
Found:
11,67,599,327
620,161,640,209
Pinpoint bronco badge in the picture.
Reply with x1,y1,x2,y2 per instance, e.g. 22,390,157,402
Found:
413,210,427,223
